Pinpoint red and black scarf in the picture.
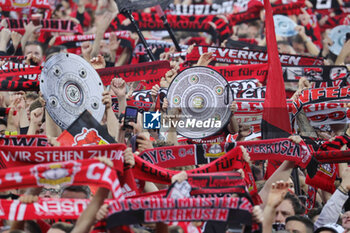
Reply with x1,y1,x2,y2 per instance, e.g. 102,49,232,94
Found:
5,18,83,34
106,196,253,228
0,159,123,198
110,13,232,42
306,136,350,193
0,135,48,147
186,45,324,66
0,144,126,174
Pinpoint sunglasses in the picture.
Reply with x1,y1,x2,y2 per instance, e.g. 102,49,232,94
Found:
41,188,60,194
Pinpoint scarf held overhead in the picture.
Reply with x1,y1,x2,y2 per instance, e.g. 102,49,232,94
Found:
98,61,170,89
0,159,123,198
138,139,312,170
5,19,82,33
0,61,170,91
0,135,48,146
186,45,324,66
134,146,261,204
107,196,253,228
291,86,350,116
0,196,251,224
110,13,231,42
0,144,126,173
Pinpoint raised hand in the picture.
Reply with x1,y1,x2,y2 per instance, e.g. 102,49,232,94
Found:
110,78,126,98
150,84,160,103
29,107,44,126
109,33,121,52
23,21,42,35
195,52,214,66
81,41,92,61
266,180,289,208
11,31,22,52
289,135,302,144
136,134,153,152
0,28,12,51
123,147,135,167
171,171,188,184
90,55,106,69
102,90,112,109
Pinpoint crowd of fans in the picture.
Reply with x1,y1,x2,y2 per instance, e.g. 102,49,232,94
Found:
0,0,349,232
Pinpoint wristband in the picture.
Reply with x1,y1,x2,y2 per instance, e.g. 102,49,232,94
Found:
4,130,18,136
338,184,348,195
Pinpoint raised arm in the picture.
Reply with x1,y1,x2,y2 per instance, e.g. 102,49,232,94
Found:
263,181,289,233
259,136,302,207
90,0,119,58
71,187,110,233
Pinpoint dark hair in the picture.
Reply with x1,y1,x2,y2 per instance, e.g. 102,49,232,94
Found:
248,20,261,28
308,207,322,222
277,40,291,46
291,34,304,45
53,3,64,15
286,215,314,233
51,222,74,233
9,230,25,233
25,92,39,101
284,192,305,215
25,220,42,233
251,164,263,181
24,41,44,53
343,197,350,212
0,118,7,126
168,225,184,233
29,99,43,113
61,185,91,199
45,45,67,60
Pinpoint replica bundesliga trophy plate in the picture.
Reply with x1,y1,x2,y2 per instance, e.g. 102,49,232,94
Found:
40,53,105,129
167,66,233,139
329,25,350,55
273,15,298,37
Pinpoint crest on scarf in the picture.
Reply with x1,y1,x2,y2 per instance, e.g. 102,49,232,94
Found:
11,0,31,7
205,144,225,158
31,161,81,186
319,163,336,177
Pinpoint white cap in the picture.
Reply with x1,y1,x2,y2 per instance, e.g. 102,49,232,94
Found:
314,223,345,233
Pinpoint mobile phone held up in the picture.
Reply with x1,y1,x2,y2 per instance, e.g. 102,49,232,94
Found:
123,106,138,130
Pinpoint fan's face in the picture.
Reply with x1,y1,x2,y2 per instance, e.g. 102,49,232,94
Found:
292,42,305,54
342,211,350,229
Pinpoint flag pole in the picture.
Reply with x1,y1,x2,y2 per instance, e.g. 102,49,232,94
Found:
155,5,182,52
122,10,156,61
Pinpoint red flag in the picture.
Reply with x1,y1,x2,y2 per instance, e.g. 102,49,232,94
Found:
261,0,292,139
261,0,292,178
